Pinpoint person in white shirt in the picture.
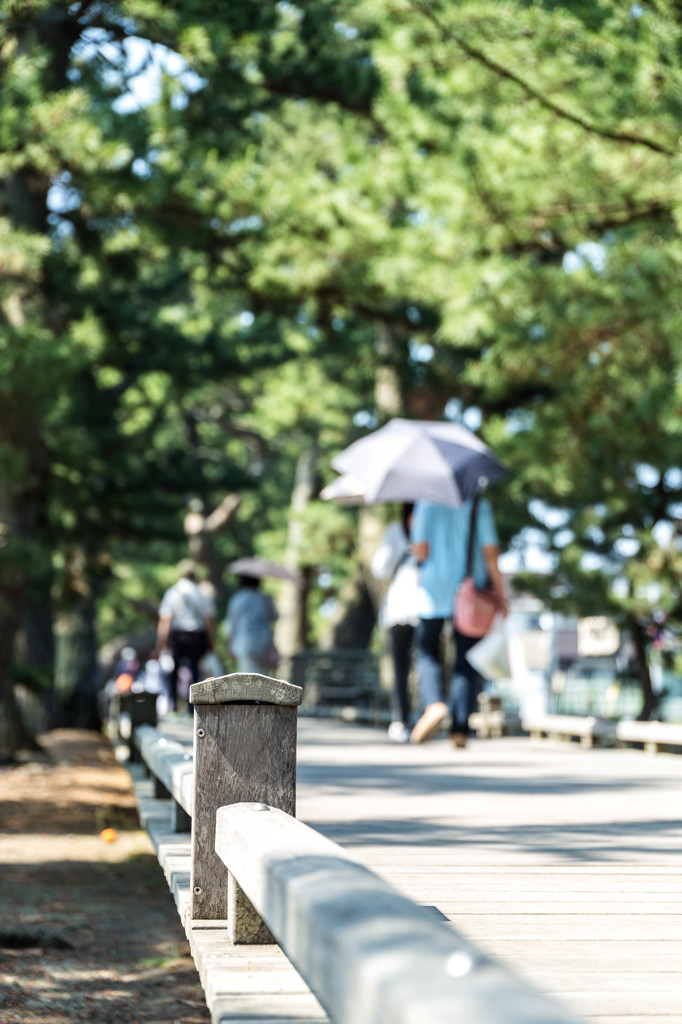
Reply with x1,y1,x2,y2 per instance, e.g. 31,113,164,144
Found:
156,560,216,709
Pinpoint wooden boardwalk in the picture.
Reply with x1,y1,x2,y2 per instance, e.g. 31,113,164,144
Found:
155,715,682,1024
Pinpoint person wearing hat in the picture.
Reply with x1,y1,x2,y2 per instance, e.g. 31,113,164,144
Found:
156,560,216,709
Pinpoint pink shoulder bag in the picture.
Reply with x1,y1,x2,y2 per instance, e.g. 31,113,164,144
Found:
453,495,499,638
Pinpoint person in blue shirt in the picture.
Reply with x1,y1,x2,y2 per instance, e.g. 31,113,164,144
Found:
410,497,507,746
224,575,279,675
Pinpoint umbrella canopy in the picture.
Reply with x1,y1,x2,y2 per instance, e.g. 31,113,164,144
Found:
318,473,366,506
330,418,507,507
228,557,302,586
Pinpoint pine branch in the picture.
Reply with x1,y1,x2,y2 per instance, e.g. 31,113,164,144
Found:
411,1,676,157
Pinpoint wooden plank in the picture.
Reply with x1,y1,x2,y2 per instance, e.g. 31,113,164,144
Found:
211,993,327,1022
520,973,682,994
383,875,682,889
434,900,682,914
189,928,327,1021
450,916,682,940
471,941,682,969
202,965,315,996
135,726,195,820
550,993,682,1015
592,1019,672,1024
293,720,682,1023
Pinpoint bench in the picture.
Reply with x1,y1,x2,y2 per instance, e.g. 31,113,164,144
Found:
521,712,617,748
127,671,583,1024
521,713,682,754
289,648,383,715
615,719,682,754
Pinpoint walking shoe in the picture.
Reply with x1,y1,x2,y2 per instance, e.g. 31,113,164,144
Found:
388,721,410,744
451,733,467,748
410,702,448,744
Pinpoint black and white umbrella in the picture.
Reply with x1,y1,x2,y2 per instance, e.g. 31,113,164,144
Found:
318,473,366,506
329,418,507,507
228,557,302,586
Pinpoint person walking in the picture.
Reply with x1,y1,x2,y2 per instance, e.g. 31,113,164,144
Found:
371,504,420,743
410,496,507,747
156,560,216,710
224,574,278,675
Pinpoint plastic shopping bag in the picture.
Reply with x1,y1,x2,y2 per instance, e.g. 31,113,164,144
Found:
465,618,511,680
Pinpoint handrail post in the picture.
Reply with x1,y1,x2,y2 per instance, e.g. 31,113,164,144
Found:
122,691,157,762
189,672,302,923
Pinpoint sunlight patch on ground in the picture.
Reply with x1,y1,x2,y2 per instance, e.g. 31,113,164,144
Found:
0,830,153,864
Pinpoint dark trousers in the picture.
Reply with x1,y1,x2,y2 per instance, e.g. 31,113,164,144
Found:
389,623,415,726
415,618,484,735
452,629,484,734
168,629,210,709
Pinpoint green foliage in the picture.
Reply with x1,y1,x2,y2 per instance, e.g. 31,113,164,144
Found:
386,0,682,637
1,0,681,693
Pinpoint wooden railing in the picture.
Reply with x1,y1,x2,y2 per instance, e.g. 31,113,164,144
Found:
615,718,682,753
216,802,582,1024
130,672,583,1024
522,712,617,748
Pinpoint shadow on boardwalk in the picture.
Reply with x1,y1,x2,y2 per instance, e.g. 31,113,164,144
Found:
297,732,682,862
307,813,682,860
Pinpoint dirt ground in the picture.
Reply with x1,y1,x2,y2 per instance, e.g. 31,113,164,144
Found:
0,729,211,1024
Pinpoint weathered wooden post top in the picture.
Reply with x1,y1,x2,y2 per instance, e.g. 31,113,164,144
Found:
188,672,302,921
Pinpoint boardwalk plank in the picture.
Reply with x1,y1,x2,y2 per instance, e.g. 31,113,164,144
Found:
294,720,682,1024
445,915,682,940
140,717,682,1024
529,974,682,993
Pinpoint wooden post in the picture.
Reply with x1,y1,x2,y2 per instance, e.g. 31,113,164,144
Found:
228,868,275,944
171,796,192,832
189,673,302,922
120,691,157,763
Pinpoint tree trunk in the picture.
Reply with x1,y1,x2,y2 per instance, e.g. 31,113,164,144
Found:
51,549,100,730
319,564,377,650
375,322,404,423
320,325,406,649
0,420,49,757
275,445,318,658
0,498,45,757
0,594,38,761
16,583,55,689
185,493,242,610
52,599,100,729
630,615,657,721
0,14,63,756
